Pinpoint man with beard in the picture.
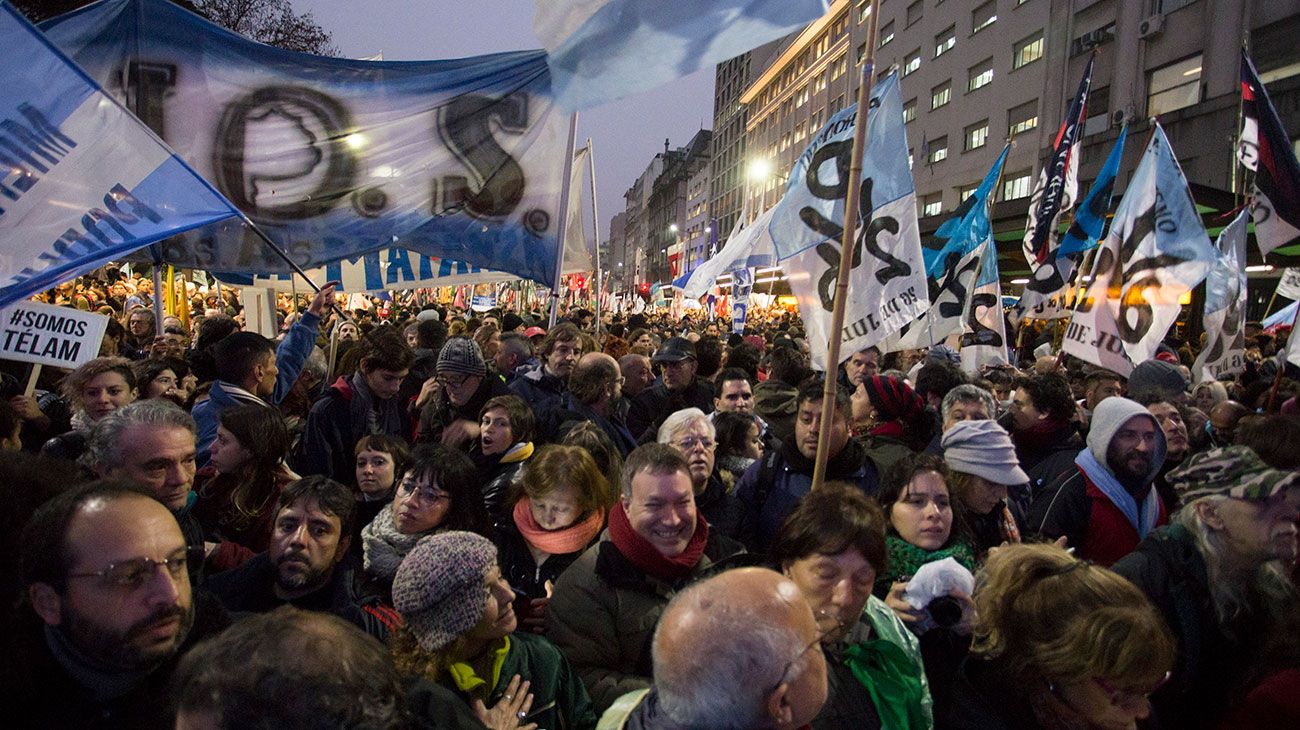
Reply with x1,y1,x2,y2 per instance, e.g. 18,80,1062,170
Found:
726,379,880,554
1029,397,1169,566
557,352,637,455
205,476,397,640
3,481,228,728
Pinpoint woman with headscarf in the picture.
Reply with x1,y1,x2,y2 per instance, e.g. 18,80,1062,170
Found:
857,375,936,474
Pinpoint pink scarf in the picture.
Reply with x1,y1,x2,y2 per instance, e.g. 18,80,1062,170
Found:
513,498,605,555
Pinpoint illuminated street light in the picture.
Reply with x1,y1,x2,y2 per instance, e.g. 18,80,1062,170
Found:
748,158,772,181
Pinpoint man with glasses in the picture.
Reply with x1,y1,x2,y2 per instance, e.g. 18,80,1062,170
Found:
414,336,509,450
628,337,717,442
658,408,729,525
558,352,637,455
599,567,828,730
4,481,229,727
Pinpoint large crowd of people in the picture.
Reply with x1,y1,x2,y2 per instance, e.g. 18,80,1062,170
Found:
2,267,1300,729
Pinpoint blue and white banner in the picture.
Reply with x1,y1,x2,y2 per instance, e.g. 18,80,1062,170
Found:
41,0,571,287
923,144,1008,280
538,0,830,111
776,72,928,369
1061,229,1134,376
1193,210,1248,384
960,241,1010,374
0,2,239,308
883,245,981,351
731,266,753,334
1059,125,1126,258
220,249,517,293
682,207,777,299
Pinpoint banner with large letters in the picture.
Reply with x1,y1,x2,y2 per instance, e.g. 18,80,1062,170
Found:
41,0,571,287
960,241,1010,374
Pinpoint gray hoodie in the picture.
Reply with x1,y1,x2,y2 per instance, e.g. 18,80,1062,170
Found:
1086,396,1167,487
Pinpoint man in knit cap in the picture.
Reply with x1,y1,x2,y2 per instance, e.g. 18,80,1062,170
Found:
941,420,1031,554
1029,397,1168,566
1127,359,1189,406
415,336,510,450
1114,447,1300,729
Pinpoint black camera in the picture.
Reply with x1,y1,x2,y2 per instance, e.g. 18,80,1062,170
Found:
926,596,963,629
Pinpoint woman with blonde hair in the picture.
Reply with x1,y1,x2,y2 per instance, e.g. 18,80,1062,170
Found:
41,356,137,461
944,543,1176,729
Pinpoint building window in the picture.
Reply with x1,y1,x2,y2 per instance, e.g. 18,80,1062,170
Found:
959,183,980,201
904,51,922,76
814,72,827,94
1014,32,1044,69
969,61,994,92
935,26,956,57
931,82,952,109
1008,100,1039,137
857,42,867,66
929,136,949,164
1148,54,1202,117
796,85,809,107
795,122,808,143
908,149,915,169
921,194,943,217
811,108,824,131
1003,171,1033,200
833,94,845,113
880,21,895,47
965,120,990,150
903,98,917,123
972,2,998,34
1085,85,1111,135
858,0,872,23
907,0,923,27
831,54,848,80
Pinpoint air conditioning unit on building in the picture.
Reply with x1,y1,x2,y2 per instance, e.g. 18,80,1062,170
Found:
1139,15,1165,39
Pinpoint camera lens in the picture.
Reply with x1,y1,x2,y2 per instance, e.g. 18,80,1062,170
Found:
927,596,962,628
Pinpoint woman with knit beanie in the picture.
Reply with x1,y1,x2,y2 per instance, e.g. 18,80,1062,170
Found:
359,444,490,602
857,375,936,473
940,419,1030,557
391,531,597,730
494,445,609,634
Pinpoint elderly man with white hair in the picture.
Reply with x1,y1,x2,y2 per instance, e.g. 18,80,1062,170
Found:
658,408,729,525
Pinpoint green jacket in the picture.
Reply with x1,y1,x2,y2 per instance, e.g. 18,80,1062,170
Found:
445,632,598,730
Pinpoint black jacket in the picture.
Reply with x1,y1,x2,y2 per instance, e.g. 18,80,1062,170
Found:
627,378,716,443
941,657,1044,730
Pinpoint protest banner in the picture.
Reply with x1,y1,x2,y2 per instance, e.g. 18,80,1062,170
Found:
1193,211,1248,383
0,301,108,395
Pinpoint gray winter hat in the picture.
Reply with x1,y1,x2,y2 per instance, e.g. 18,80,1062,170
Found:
393,532,497,652
436,336,486,378
942,419,1029,486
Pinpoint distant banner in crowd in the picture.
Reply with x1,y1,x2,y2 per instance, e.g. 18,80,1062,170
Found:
0,300,108,369
682,207,777,299
1275,268,1300,301
1194,210,1248,383
731,267,753,334
1240,50,1300,256
41,0,571,287
960,242,1010,374
220,249,516,293
778,72,928,370
0,3,240,308
537,0,830,111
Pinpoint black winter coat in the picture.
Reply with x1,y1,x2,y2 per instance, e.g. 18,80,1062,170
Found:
626,378,716,443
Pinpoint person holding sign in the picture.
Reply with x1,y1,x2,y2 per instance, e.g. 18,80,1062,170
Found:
40,357,137,463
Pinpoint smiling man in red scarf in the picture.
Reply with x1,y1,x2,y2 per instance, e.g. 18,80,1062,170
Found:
546,443,745,714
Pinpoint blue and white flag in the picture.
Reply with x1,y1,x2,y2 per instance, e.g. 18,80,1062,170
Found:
1059,125,1127,258
775,72,928,369
538,0,829,111
1193,210,1248,383
731,267,753,334
0,2,239,308
42,0,571,287
883,244,981,351
960,240,1010,374
1023,53,1094,266
923,144,1008,279
682,207,777,299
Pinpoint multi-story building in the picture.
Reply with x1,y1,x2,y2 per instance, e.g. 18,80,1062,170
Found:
735,0,1300,292
623,131,714,286
620,154,664,288
683,162,713,276
603,210,628,289
708,42,785,240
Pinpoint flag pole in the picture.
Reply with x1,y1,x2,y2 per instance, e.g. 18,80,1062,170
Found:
812,0,881,491
550,113,581,328
587,137,603,335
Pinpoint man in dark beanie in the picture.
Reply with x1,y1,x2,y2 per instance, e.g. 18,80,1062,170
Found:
416,336,509,451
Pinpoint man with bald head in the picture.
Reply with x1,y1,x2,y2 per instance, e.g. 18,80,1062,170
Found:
1207,400,1250,448
620,353,656,400
4,481,228,727
600,567,829,729
559,352,638,455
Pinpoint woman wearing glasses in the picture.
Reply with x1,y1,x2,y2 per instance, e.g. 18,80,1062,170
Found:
359,444,491,602
770,481,933,730
944,543,1174,730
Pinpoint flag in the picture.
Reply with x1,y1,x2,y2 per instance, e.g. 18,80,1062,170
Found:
562,146,594,274
1193,210,1248,383
682,207,777,298
537,0,830,111
1240,50,1300,256
0,2,239,308
960,240,1011,374
1264,300,1297,330
882,245,981,351
731,267,752,333
1275,268,1300,301
1061,228,1135,376
776,72,929,370
1059,125,1127,257
1023,53,1095,266
922,144,1008,280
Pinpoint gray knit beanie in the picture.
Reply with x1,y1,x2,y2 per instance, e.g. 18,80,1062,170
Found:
941,419,1029,486
393,531,497,652
436,336,487,378
1127,360,1187,401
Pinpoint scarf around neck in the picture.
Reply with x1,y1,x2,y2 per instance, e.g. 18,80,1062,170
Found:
361,503,430,580
1075,448,1161,540
607,501,709,581
884,534,976,583
513,498,604,555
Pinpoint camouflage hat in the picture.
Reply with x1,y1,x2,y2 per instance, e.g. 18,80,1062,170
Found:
1168,446,1300,503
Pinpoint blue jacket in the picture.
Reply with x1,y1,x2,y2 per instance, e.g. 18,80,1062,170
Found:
193,312,320,467
509,363,569,420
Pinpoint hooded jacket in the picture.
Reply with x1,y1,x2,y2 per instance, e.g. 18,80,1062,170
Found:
1028,397,1167,566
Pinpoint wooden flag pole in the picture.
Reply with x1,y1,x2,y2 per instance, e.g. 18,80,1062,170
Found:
812,0,881,492
550,113,581,328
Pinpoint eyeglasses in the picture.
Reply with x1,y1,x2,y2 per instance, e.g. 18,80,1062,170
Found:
771,610,844,693
66,545,203,589
436,373,474,388
674,436,715,452
399,479,451,504
1093,672,1171,707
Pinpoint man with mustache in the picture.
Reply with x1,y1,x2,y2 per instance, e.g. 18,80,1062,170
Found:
3,481,228,728
1029,396,1169,566
205,476,396,640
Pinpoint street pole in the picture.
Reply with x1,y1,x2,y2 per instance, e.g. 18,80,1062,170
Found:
812,0,881,492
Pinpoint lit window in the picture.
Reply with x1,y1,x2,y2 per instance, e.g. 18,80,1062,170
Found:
903,99,917,123
904,51,922,76
1003,171,1032,200
959,183,979,201
932,83,951,109
857,43,867,66
880,21,895,47
1014,33,1044,69
973,2,997,33
965,121,989,150
1008,100,1039,137
858,0,872,23
935,27,956,57
1148,54,1202,117
929,136,948,164
969,62,994,92
922,195,943,217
